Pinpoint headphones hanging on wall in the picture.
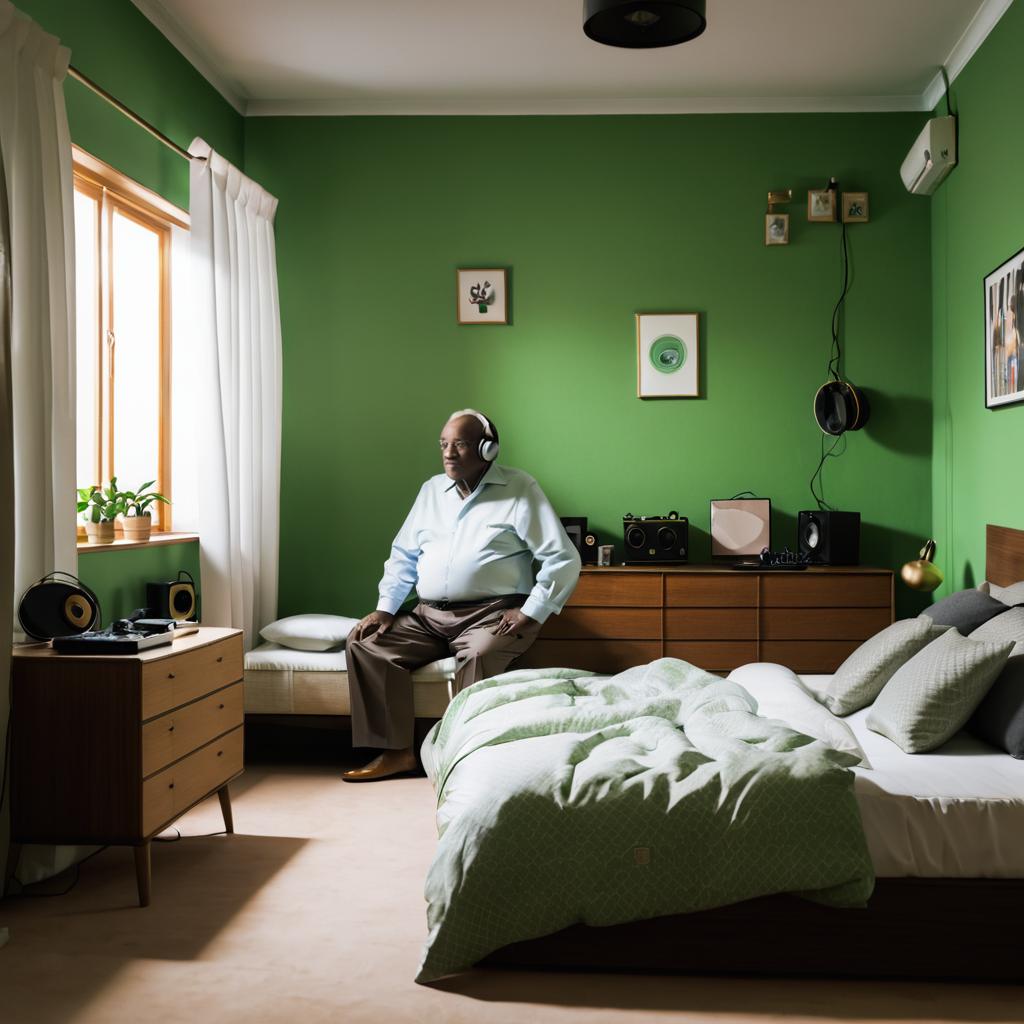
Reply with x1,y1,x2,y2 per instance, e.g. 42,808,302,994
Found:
813,380,870,436
453,408,500,462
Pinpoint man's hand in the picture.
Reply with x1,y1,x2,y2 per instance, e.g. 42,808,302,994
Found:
353,610,395,641
493,609,535,636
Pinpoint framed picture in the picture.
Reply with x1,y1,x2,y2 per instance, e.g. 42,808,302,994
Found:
636,313,699,399
984,245,1024,409
842,192,870,223
765,212,790,246
807,189,836,222
456,268,508,324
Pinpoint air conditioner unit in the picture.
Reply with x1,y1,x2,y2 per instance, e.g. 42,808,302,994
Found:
900,115,957,195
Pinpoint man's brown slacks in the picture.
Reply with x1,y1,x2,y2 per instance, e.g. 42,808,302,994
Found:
345,595,542,749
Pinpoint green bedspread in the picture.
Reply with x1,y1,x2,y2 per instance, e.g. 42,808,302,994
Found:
417,658,873,983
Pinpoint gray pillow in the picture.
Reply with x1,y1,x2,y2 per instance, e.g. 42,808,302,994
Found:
966,607,1024,757
867,629,1015,753
821,617,950,717
921,588,1010,633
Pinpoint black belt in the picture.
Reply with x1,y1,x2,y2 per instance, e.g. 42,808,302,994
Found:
419,596,522,611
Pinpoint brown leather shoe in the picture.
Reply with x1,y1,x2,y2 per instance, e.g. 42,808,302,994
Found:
341,748,418,782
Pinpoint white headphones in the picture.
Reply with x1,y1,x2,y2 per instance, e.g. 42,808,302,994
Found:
448,408,500,462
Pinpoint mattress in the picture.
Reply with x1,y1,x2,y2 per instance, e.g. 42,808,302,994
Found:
799,670,1024,878
244,642,456,717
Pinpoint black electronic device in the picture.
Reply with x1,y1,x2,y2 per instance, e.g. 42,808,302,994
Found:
732,547,811,570
622,512,688,565
814,381,870,436
146,570,198,622
560,517,599,565
18,572,100,641
53,627,173,654
798,510,861,565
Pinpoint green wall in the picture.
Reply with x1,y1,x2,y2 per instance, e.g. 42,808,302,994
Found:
78,540,200,623
245,112,934,620
17,0,243,209
15,0,243,619
931,0,1024,594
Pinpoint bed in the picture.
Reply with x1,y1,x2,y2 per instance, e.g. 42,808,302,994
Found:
420,524,1024,983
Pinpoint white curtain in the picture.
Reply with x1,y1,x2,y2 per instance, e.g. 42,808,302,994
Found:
189,139,281,650
0,1,78,887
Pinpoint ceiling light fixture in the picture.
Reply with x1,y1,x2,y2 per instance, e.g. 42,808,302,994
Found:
583,0,707,48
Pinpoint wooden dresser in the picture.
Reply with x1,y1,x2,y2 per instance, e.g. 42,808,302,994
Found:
10,627,244,906
519,566,894,675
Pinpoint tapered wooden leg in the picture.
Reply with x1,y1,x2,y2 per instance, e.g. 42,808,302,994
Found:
133,843,151,907
217,785,234,834
4,842,22,895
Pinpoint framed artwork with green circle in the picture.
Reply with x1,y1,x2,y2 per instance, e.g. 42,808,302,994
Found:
636,313,699,398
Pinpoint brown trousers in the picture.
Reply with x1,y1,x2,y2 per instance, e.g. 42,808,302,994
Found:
345,595,541,749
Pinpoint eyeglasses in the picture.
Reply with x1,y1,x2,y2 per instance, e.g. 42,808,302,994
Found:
439,440,471,452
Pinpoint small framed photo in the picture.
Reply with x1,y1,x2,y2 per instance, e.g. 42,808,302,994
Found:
842,192,870,223
765,212,790,246
456,268,508,325
984,245,1024,409
807,189,836,222
636,313,699,399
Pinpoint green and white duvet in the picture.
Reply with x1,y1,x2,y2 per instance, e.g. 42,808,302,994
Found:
417,658,873,983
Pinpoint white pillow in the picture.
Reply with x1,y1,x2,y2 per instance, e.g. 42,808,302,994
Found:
259,613,360,652
728,662,872,768
981,579,1024,605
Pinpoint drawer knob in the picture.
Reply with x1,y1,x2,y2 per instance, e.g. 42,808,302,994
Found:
217,750,223,757
167,672,175,680
168,723,175,733
218,703,225,710
216,656,223,663
168,782,175,790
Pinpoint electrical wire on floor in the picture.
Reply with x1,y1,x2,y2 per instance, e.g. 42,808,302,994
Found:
154,828,229,843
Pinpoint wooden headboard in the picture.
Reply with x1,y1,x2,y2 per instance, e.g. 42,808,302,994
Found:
986,524,1024,586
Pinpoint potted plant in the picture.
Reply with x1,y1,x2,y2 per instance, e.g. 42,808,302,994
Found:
76,480,124,545
120,479,169,542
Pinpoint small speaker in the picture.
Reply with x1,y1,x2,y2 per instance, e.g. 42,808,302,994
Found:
560,517,599,565
623,512,689,565
18,572,100,641
798,510,861,565
146,570,198,621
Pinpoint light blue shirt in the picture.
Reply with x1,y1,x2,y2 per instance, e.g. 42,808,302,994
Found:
376,464,581,624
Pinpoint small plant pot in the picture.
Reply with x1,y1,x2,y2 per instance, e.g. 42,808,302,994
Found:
85,520,116,545
121,514,152,543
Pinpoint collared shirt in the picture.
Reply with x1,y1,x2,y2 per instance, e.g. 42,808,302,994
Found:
376,464,581,624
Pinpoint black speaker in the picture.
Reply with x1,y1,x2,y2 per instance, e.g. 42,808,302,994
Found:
798,510,861,565
623,512,689,565
146,570,198,621
560,517,599,565
18,572,100,641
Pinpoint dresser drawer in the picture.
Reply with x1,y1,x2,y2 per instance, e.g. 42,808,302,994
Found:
571,573,661,607
665,641,758,671
761,574,891,608
665,575,758,607
760,640,860,673
517,639,662,673
760,607,891,641
665,608,756,640
543,607,661,640
142,725,243,836
141,682,244,778
142,635,243,719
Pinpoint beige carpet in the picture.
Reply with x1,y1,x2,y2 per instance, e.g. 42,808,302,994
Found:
1,748,1022,1024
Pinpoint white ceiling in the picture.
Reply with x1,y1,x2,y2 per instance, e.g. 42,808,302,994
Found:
131,0,1012,117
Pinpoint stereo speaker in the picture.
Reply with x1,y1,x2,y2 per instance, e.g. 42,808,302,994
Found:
146,570,198,621
798,510,861,565
623,513,689,565
560,517,599,565
18,572,100,641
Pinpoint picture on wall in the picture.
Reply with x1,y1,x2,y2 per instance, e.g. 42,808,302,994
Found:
636,313,699,399
807,189,836,222
842,191,869,223
456,268,508,324
984,245,1024,409
765,213,790,246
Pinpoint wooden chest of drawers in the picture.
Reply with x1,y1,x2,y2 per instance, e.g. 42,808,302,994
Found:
519,566,894,675
10,627,243,906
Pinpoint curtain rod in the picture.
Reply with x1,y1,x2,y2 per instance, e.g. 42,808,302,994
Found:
68,65,200,163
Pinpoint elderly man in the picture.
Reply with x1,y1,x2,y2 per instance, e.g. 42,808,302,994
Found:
343,409,581,781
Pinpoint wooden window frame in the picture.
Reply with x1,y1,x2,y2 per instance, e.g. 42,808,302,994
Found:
72,147,188,539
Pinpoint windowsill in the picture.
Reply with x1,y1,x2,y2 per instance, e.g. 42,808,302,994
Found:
77,532,199,554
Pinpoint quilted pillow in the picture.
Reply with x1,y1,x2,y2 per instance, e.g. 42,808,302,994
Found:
820,617,950,717
985,579,1024,606
867,629,1015,753
260,613,361,652
921,587,1011,633
966,607,1024,757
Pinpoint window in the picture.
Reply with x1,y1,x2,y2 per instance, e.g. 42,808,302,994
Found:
73,148,189,536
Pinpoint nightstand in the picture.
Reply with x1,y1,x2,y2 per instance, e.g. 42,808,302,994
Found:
10,626,244,906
